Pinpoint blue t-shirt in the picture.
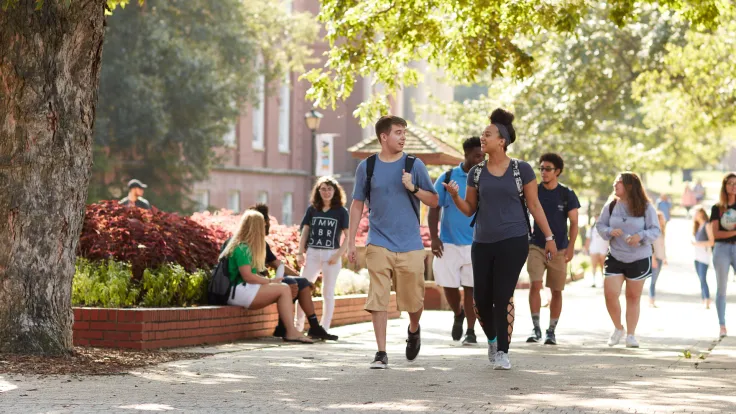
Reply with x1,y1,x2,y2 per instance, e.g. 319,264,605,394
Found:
531,184,580,250
353,153,437,252
467,160,536,243
656,199,672,221
434,164,474,245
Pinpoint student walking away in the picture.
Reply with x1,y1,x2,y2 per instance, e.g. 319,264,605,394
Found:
596,172,661,348
585,214,609,288
648,211,668,308
428,136,485,345
119,179,152,210
526,153,580,346
347,116,438,369
444,108,558,370
248,204,337,341
220,210,313,344
694,179,706,203
656,194,672,222
682,183,697,218
692,207,715,309
710,173,736,338
296,176,349,334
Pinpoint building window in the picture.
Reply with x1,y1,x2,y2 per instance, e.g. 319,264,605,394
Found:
193,190,209,212
257,191,268,206
282,193,293,225
227,190,240,213
252,75,265,150
223,123,236,148
278,76,290,153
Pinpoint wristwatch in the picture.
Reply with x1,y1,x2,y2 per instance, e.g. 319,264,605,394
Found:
545,235,555,242
410,185,419,194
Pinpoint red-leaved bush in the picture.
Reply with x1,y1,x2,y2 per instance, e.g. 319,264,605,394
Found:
77,201,221,278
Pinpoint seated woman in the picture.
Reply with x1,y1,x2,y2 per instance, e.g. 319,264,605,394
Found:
220,210,312,343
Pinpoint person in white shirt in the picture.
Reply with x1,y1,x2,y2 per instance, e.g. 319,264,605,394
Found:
584,214,609,288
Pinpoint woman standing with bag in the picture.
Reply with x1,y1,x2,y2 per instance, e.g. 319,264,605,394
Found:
296,176,349,334
444,108,557,370
596,173,660,348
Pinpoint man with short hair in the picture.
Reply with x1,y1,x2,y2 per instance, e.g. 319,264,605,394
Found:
120,179,152,210
526,153,580,345
348,115,438,369
428,136,485,345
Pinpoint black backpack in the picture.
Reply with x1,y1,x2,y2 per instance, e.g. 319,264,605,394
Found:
365,153,420,222
207,256,234,305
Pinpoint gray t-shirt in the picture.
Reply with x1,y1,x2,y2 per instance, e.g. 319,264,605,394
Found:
596,200,661,263
352,153,436,253
466,160,536,243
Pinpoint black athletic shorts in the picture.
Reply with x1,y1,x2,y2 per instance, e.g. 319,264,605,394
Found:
604,254,652,280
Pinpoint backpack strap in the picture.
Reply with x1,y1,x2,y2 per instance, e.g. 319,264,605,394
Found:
365,154,378,211
469,160,487,227
609,199,617,215
404,154,420,222
443,168,453,185
559,183,569,211
512,159,532,239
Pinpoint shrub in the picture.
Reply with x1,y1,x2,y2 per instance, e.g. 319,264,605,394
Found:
72,258,139,307
78,201,221,278
140,264,207,307
334,268,370,296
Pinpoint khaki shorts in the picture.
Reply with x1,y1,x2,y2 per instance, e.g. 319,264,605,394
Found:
365,244,425,313
527,245,567,291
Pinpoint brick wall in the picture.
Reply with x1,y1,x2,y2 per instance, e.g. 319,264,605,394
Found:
73,293,399,350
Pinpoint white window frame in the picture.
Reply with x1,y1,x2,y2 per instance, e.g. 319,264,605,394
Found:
252,74,265,150
227,190,240,213
223,123,236,148
257,191,268,206
282,193,293,226
278,76,291,153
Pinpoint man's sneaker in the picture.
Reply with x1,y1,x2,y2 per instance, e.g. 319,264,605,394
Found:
452,309,465,341
406,325,421,361
526,327,542,343
462,331,478,346
544,329,557,345
370,351,388,369
493,351,511,370
307,325,338,341
608,328,624,347
487,341,497,364
625,334,639,348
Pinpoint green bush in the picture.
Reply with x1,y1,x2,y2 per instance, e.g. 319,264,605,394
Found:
141,264,207,307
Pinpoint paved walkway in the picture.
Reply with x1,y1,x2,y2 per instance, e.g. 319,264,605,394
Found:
2,218,735,413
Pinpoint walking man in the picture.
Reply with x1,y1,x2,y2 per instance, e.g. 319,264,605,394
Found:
527,153,580,345
428,136,485,344
348,115,438,369
120,179,151,210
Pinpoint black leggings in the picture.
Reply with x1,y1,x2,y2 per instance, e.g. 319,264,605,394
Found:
471,236,529,353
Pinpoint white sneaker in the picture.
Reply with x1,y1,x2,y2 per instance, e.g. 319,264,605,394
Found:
493,351,511,370
625,334,639,348
608,328,624,347
487,341,497,364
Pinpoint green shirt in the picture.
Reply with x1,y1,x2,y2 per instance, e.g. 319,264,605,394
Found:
228,243,255,285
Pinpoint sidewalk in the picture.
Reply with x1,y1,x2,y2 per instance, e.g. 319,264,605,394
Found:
1,218,735,413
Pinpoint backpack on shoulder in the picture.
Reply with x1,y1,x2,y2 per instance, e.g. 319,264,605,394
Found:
365,153,420,222
207,256,234,305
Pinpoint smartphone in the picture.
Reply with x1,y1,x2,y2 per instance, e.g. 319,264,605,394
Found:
546,252,552,262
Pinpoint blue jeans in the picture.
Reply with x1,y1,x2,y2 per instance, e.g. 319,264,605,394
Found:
694,261,710,300
649,258,664,299
713,243,736,326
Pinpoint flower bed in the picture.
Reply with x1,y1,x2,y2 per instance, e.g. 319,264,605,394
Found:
73,293,400,349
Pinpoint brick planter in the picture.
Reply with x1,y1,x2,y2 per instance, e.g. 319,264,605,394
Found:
73,293,399,350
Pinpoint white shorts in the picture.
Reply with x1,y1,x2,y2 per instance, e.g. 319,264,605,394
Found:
227,283,261,309
589,236,609,256
432,243,473,288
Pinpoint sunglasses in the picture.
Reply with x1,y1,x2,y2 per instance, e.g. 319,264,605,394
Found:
539,167,557,172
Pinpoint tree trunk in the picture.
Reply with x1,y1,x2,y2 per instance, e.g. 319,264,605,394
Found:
0,0,106,354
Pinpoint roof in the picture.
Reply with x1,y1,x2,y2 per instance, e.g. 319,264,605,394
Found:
347,125,464,166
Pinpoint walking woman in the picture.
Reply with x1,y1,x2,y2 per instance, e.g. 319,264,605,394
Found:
222,211,312,343
585,214,609,288
711,173,736,338
692,207,714,309
444,108,557,370
296,176,349,333
648,211,668,308
596,173,660,348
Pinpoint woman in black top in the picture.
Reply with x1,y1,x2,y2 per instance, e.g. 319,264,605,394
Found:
711,173,736,338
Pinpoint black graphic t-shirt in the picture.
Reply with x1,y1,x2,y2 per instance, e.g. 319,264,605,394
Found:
300,206,349,249
711,203,736,243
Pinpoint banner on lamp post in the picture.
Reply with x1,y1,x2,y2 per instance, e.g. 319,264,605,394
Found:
315,133,335,177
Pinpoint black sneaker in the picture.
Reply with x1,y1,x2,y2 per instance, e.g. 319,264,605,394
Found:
462,331,477,345
370,351,388,369
273,322,286,338
526,327,542,343
307,325,338,341
452,309,465,341
544,329,557,345
406,325,421,361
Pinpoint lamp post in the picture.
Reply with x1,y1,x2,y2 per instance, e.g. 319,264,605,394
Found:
304,108,323,184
